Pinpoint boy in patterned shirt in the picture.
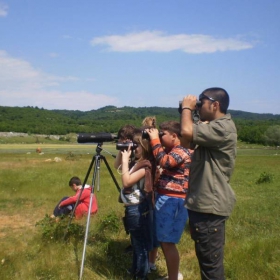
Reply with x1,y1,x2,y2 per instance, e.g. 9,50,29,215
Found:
146,121,193,280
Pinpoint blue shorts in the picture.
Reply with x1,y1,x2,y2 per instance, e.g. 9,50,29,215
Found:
154,194,188,244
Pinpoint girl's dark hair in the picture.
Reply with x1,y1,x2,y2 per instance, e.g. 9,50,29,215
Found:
69,176,82,187
117,125,136,141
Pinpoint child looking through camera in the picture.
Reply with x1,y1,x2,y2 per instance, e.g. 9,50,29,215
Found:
118,131,155,280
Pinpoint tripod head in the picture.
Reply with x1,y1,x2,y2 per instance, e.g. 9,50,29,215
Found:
95,142,103,155
94,142,116,158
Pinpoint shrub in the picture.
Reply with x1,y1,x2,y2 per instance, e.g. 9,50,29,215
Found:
256,172,274,184
35,214,85,243
98,212,121,232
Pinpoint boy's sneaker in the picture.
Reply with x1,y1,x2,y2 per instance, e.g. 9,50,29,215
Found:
178,272,183,280
156,272,183,280
126,268,132,276
148,263,157,273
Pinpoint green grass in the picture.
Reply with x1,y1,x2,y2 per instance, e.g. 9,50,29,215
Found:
0,133,78,145
0,144,279,279
225,151,280,280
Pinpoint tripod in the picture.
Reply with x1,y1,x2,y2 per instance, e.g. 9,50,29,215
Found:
63,142,120,280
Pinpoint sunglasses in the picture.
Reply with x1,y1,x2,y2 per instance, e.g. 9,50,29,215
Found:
199,93,216,102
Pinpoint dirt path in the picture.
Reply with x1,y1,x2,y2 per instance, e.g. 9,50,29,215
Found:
0,209,45,239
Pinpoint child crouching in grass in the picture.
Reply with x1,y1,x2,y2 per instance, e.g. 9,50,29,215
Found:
51,176,98,220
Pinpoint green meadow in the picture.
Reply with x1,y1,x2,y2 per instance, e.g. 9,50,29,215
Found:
0,143,279,280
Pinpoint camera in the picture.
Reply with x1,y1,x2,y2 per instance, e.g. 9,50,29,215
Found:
142,130,164,140
178,101,200,124
116,141,138,151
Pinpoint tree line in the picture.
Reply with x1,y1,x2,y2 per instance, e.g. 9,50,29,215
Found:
0,105,280,146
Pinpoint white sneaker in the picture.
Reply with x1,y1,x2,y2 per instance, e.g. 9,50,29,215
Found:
148,263,157,273
156,272,183,280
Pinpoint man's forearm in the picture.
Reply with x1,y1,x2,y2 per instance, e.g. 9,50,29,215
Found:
180,109,194,147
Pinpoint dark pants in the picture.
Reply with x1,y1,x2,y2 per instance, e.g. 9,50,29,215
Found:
125,201,151,279
188,210,227,280
53,197,74,217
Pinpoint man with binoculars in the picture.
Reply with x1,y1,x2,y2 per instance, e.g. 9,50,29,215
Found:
180,87,237,280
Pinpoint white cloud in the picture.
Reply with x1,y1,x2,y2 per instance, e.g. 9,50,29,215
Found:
0,89,119,110
91,30,253,53
0,2,8,17
0,50,78,89
0,50,119,110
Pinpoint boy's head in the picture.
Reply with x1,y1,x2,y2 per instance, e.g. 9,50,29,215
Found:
69,176,82,190
117,125,136,142
159,121,181,149
159,121,181,136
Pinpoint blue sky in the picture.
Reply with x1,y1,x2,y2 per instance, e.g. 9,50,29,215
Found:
0,0,279,114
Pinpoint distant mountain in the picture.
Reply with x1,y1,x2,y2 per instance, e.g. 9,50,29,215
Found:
229,110,280,120
0,105,279,145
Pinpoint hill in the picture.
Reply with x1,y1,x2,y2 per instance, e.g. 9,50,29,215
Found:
0,105,280,145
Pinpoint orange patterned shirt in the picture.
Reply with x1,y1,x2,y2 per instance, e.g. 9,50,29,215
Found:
150,138,193,198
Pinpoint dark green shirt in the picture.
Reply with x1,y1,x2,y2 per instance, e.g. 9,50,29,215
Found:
185,114,237,216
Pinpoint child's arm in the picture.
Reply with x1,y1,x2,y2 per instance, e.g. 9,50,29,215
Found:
121,149,145,188
150,138,183,169
145,128,181,168
59,189,90,207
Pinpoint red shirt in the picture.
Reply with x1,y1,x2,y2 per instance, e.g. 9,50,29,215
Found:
59,187,98,219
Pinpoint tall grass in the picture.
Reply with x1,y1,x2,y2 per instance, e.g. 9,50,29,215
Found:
0,144,279,279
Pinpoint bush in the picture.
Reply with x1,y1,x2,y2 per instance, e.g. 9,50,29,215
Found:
65,151,81,161
98,212,121,232
35,214,85,243
256,172,274,184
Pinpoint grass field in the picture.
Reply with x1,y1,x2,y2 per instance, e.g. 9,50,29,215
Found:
0,143,279,279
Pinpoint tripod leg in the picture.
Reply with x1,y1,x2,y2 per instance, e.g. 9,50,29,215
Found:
78,151,120,279
79,156,99,280
97,157,100,192
101,155,121,193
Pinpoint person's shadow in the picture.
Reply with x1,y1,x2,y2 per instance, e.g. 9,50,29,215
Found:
74,236,164,279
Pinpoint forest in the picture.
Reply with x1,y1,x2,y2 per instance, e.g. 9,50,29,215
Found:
0,105,280,146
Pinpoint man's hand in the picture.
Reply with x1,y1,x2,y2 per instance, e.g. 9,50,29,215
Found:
180,94,196,146
181,95,197,110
